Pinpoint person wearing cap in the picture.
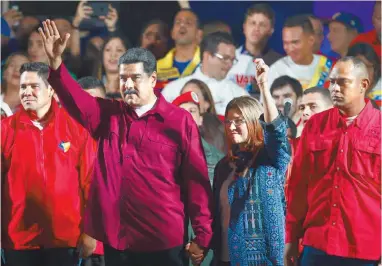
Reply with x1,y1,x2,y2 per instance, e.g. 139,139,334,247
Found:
172,91,224,185
327,12,363,58
172,91,224,266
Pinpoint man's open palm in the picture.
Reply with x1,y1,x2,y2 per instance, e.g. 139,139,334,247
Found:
39,19,70,62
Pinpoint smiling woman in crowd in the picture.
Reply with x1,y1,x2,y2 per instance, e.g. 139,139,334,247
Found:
211,59,290,266
100,36,129,98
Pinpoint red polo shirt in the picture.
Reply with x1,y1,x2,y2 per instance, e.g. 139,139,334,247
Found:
286,101,381,260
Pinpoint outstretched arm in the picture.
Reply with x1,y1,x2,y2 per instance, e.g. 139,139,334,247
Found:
254,58,279,123
40,19,111,136
255,59,290,172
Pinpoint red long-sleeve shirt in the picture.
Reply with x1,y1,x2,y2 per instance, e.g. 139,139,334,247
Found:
286,102,381,260
48,63,213,252
1,100,96,249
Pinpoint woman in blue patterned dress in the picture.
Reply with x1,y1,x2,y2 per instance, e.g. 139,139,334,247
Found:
211,59,290,266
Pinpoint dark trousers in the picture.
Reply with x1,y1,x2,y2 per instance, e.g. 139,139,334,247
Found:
104,244,186,266
216,261,230,266
300,246,378,266
2,248,79,266
81,254,105,266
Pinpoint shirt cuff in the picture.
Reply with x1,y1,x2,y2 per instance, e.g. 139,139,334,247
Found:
259,113,284,131
48,62,65,79
193,233,213,249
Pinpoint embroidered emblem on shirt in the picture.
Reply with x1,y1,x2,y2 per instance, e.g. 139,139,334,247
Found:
191,92,199,103
58,141,71,153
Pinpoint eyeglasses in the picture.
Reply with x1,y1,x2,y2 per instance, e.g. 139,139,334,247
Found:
224,118,246,127
214,53,238,65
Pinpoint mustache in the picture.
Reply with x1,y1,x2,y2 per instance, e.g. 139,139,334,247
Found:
123,89,138,96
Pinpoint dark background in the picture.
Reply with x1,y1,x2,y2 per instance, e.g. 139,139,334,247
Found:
10,1,373,57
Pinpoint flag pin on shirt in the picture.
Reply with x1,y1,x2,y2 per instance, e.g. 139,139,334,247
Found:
58,141,71,153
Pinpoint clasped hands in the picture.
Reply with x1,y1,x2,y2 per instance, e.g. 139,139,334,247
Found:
185,241,206,266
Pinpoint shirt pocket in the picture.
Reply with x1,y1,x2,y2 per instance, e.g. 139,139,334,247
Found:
309,139,333,175
350,139,381,183
139,134,179,169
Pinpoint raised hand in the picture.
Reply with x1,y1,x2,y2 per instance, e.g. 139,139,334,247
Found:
99,4,118,32
38,19,70,70
72,1,93,28
254,58,270,89
3,9,23,29
253,58,278,122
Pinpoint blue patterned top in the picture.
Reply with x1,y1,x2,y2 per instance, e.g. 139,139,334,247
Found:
212,115,290,266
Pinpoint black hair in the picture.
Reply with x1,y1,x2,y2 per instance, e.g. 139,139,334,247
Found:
335,56,369,79
20,62,49,86
347,43,381,86
303,86,332,104
174,8,201,29
139,19,170,46
200,31,235,60
78,76,106,92
245,3,275,27
284,14,314,35
118,47,157,75
270,75,303,98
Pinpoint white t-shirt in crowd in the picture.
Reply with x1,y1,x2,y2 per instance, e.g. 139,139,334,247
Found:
161,67,249,115
227,45,282,93
268,54,331,90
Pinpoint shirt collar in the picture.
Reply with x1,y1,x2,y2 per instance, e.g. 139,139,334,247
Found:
142,91,172,121
240,44,271,58
19,99,59,127
333,100,375,129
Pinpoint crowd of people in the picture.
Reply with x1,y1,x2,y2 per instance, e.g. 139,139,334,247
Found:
0,1,381,266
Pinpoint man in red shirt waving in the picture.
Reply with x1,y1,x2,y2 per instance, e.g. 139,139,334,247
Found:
284,56,381,266
38,19,212,266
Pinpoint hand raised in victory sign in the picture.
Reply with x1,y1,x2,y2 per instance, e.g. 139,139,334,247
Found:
38,19,71,70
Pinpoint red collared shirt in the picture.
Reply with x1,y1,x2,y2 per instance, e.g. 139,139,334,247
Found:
48,64,213,252
286,101,381,260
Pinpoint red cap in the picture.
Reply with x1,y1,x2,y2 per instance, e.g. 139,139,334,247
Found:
172,91,200,107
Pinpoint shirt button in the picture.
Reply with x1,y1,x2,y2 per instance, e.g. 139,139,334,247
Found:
334,185,339,189
333,204,337,207
332,222,336,226
336,167,340,171
344,132,348,134
340,149,344,153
